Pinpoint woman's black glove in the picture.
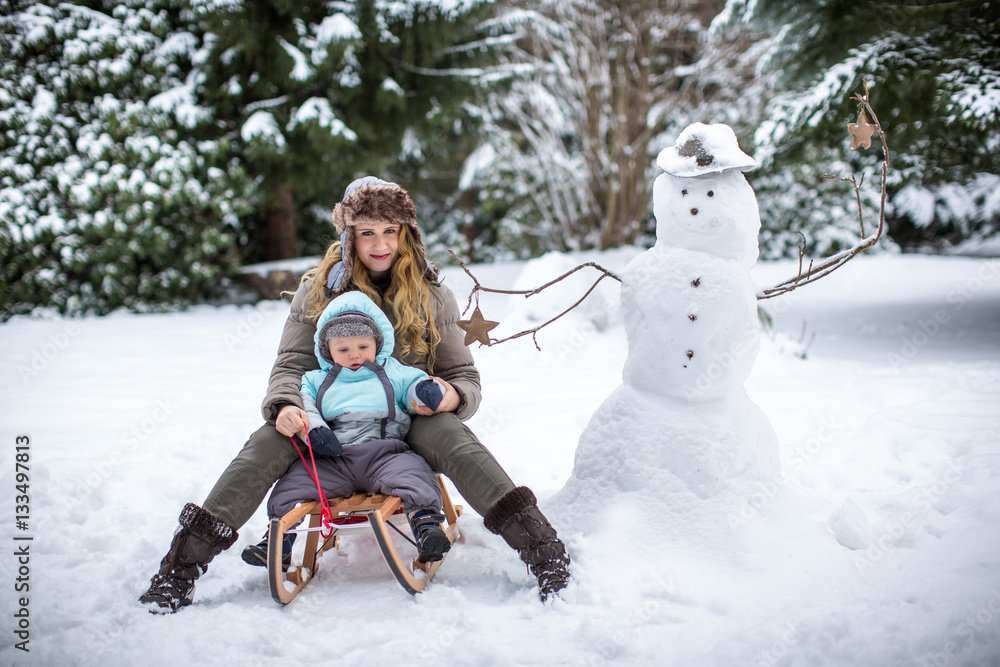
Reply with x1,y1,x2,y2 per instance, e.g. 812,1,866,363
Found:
308,427,343,458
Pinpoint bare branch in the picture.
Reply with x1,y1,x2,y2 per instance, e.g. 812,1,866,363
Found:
757,80,889,301
448,250,622,349
491,272,619,351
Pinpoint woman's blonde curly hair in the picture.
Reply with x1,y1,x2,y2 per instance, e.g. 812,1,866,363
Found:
300,224,441,372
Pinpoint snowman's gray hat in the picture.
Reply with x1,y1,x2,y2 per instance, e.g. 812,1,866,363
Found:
656,122,755,178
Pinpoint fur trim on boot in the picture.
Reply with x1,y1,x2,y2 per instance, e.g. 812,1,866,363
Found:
179,502,238,550
138,503,238,614
484,486,571,601
483,486,537,533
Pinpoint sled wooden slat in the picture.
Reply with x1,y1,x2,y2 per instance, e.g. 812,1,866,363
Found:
267,475,462,605
440,477,460,526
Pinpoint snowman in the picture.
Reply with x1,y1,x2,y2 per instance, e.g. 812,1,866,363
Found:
564,122,779,502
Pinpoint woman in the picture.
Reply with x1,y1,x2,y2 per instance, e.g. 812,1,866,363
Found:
139,177,571,613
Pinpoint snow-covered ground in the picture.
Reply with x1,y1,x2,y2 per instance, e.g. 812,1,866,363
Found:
1,252,999,666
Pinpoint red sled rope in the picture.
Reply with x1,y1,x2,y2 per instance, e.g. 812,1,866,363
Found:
288,431,336,538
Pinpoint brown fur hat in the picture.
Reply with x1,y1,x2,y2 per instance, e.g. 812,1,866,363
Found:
327,177,436,293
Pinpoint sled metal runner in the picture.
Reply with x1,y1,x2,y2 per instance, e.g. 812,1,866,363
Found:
267,475,462,604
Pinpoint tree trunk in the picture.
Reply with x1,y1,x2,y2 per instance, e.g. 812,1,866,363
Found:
597,1,657,250
491,0,724,252
265,184,298,260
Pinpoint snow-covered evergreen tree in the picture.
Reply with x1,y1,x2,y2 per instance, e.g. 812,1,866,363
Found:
0,0,253,318
1,0,495,316
191,0,495,262
713,0,1000,255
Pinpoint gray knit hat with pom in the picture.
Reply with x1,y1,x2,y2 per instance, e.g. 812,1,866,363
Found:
317,310,384,365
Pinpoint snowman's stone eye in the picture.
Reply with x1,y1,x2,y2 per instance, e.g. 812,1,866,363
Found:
690,208,698,215
681,189,688,196
707,191,714,197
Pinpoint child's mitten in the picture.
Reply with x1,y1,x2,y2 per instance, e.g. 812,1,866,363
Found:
308,427,343,457
413,378,445,412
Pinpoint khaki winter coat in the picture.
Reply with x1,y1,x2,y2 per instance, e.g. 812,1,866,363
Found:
261,279,482,424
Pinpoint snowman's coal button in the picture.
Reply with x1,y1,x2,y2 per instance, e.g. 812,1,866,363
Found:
685,350,694,359
707,191,714,197
681,189,688,196
690,208,698,215
688,314,697,321
691,277,701,287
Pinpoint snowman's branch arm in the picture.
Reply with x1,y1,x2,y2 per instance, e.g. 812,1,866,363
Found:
758,80,889,301
450,251,483,315
758,240,879,298
448,249,622,304
447,249,623,348
519,261,623,297
794,232,811,279
488,272,617,351
865,86,890,249
823,173,865,237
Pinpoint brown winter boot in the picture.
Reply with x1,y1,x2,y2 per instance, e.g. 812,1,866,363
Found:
138,503,238,614
484,486,571,601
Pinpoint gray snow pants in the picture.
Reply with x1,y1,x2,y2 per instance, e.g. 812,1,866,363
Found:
202,412,515,530
266,438,442,519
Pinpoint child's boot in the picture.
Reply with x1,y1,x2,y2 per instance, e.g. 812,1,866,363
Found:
241,529,296,570
410,510,451,563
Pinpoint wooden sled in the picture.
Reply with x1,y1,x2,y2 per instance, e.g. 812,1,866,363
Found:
267,475,462,604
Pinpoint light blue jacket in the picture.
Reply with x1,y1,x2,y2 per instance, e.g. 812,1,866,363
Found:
301,291,430,445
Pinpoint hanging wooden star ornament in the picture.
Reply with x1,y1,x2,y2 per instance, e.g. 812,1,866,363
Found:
457,306,499,346
848,110,877,150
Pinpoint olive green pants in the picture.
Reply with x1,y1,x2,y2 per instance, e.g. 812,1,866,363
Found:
202,413,515,530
